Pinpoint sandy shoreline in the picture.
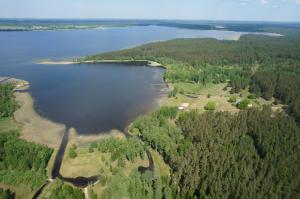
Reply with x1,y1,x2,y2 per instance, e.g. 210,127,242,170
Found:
12,87,128,149
14,92,66,148
35,59,165,68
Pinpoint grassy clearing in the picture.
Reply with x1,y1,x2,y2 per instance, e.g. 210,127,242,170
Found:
163,83,238,112
163,82,280,113
60,142,149,178
0,183,35,199
150,149,170,178
61,136,149,198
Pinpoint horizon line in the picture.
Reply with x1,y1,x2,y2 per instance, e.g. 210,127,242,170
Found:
0,17,300,24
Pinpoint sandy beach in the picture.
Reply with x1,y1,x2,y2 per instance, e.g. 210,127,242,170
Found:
36,59,165,68
14,92,65,148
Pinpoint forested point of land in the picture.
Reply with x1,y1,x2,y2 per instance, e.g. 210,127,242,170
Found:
84,28,300,198
86,29,300,122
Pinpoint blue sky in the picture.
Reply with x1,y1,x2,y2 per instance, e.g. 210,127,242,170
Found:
0,0,300,22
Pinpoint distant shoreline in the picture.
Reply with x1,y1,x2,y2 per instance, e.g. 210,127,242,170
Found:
35,59,167,68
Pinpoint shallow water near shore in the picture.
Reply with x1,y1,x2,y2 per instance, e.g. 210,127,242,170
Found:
0,25,252,134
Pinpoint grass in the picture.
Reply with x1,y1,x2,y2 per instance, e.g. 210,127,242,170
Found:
164,82,281,113
37,181,53,199
0,183,35,199
88,150,149,197
150,149,170,178
0,117,21,132
60,141,149,178
163,83,238,112
46,149,58,179
172,82,228,96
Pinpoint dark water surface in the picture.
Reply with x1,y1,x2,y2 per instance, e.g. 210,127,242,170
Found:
0,26,245,134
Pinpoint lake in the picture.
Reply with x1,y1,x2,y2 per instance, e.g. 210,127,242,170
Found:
0,25,247,134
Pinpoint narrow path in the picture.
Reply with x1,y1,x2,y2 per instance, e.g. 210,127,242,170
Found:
84,187,89,199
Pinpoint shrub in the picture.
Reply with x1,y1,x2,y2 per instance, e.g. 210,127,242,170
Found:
68,147,77,159
0,188,15,199
228,96,237,103
204,101,216,111
237,99,251,110
248,94,257,99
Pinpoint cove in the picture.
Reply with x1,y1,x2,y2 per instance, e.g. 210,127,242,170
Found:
0,25,249,134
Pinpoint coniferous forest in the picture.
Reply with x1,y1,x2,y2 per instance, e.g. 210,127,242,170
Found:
86,28,300,198
1,25,300,198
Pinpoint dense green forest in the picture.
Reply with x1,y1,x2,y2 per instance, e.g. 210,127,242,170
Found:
130,106,300,198
0,132,53,189
85,29,300,198
0,83,53,196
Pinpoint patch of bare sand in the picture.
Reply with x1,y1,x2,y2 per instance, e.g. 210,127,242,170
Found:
35,60,78,65
14,92,65,148
68,128,126,147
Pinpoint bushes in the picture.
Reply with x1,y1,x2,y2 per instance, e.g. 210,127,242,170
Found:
228,96,237,103
204,101,216,111
237,99,251,109
0,188,14,199
247,94,256,99
100,169,172,199
68,145,77,159
49,179,84,199
157,106,178,119
93,137,145,163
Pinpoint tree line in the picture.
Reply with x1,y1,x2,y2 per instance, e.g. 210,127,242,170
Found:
0,132,53,189
0,83,18,118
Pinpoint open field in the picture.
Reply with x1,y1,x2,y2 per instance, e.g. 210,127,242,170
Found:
162,83,238,112
162,82,282,114
60,134,148,178
14,92,65,148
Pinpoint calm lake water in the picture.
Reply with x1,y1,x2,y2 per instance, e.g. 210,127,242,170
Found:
0,26,246,134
